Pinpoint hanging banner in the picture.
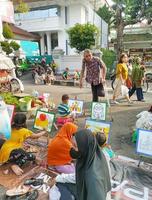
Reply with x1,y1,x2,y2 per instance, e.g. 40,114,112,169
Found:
111,156,152,200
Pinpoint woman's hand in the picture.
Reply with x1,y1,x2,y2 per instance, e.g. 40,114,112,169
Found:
100,77,106,84
121,79,125,85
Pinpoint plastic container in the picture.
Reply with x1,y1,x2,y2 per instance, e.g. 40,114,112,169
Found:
19,98,32,112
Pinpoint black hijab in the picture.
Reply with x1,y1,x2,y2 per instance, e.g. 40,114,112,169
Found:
75,129,111,200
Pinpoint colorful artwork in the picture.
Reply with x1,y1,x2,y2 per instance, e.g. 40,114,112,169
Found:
6,104,15,123
91,102,107,121
85,119,111,142
68,99,83,115
136,129,152,157
34,110,55,132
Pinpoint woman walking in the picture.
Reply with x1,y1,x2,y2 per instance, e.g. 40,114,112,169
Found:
129,57,145,101
112,53,132,104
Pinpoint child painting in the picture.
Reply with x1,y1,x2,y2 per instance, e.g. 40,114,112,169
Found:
57,94,74,126
0,113,46,176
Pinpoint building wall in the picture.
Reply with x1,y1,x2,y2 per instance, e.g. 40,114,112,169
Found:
101,19,108,48
15,0,108,55
56,55,82,74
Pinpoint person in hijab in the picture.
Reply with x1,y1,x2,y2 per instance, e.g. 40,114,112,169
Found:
47,123,78,174
70,129,111,200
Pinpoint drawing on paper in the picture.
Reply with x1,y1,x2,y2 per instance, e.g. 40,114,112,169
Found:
137,129,152,156
68,99,83,115
34,110,55,132
91,102,107,121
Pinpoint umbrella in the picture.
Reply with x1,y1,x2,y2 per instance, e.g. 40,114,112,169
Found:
0,53,15,70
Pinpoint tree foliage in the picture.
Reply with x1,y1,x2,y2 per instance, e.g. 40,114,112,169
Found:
0,41,20,55
3,23,14,39
102,48,116,70
15,0,29,13
0,41,13,55
10,41,20,51
67,23,99,52
97,0,152,56
97,5,114,28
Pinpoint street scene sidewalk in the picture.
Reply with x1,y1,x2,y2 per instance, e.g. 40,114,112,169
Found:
0,0,152,200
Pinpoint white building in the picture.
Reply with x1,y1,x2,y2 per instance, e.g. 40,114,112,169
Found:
14,0,108,55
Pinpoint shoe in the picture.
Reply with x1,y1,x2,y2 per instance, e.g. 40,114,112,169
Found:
111,100,120,105
138,99,145,102
6,186,29,197
24,178,43,186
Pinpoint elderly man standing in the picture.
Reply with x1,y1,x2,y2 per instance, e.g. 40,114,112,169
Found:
80,49,107,102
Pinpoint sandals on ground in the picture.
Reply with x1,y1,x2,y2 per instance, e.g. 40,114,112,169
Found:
24,178,43,186
6,185,29,197
6,189,38,200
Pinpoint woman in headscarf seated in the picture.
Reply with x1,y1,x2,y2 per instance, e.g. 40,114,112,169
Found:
47,123,78,174
49,129,111,200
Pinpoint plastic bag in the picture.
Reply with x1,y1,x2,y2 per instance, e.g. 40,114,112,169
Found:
121,85,129,97
0,97,11,139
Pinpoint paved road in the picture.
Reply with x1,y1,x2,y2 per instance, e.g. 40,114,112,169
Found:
22,73,152,162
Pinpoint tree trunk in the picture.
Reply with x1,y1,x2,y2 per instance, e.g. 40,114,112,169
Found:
116,6,125,59
117,23,124,58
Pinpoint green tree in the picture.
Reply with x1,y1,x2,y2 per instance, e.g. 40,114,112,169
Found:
14,0,29,13
97,5,114,32
3,23,14,39
0,41,20,55
67,23,99,52
102,49,116,70
10,41,20,51
97,0,152,57
0,41,13,55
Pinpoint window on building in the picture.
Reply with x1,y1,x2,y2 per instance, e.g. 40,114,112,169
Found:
15,7,59,21
66,40,68,55
51,32,58,50
65,6,68,24
85,8,88,23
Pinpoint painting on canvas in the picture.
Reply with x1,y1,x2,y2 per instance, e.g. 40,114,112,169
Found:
85,119,111,142
68,99,83,115
91,102,107,121
136,129,152,157
34,110,55,132
6,104,15,123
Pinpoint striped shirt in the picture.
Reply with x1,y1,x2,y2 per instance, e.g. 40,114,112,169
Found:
58,103,71,117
